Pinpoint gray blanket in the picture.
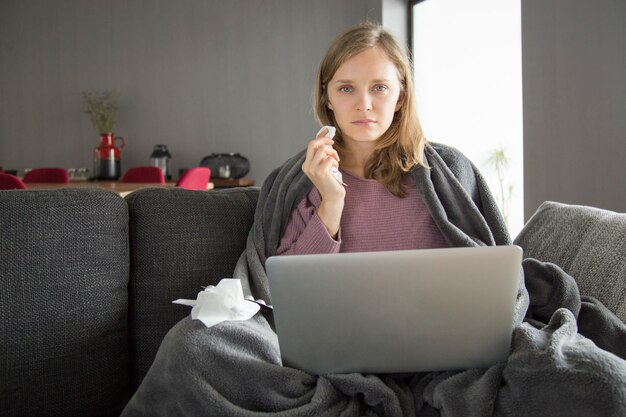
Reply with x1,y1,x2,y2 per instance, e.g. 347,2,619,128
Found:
122,143,626,416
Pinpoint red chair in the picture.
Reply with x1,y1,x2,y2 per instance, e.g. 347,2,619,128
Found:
22,168,69,184
0,173,27,190
121,166,165,183
176,167,211,190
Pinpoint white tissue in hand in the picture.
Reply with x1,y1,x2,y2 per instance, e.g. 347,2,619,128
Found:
317,125,336,140
330,168,345,185
172,279,260,328
316,126,345,186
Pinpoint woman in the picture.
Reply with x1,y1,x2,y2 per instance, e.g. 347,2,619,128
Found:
122,22,626,417
277,21,451,255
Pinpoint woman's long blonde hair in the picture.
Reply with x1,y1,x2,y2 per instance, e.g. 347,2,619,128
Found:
314,21,427,197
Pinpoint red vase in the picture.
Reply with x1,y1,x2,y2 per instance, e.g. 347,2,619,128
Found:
93,133,125,180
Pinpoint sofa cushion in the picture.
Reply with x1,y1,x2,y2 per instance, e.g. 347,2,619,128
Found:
126,187,259,389
514,201,626,322
0,189,130,417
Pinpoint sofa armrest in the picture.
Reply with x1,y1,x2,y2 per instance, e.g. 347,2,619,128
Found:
514,201,626,322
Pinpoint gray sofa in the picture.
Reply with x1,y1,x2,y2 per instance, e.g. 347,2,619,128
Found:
1,187,624,417
1,187,258,417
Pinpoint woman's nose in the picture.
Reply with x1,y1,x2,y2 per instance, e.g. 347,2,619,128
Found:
354,92,373,111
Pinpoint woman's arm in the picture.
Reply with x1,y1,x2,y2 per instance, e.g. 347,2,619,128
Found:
300,129,345,238
276,192,342,256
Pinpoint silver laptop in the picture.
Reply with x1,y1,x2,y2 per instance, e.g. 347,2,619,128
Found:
265,245,522,375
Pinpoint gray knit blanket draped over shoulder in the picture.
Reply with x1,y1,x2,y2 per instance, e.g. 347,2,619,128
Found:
122,143,626,417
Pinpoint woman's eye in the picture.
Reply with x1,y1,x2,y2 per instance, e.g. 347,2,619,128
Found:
373,85,388,92
338,86,353,93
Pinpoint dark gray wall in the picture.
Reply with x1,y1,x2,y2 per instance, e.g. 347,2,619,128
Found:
0,0,396,183
522,0,626,216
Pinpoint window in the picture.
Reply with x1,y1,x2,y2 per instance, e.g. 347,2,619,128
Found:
411,0,523,236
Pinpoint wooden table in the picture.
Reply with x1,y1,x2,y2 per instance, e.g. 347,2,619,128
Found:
25,181,213,196
211,178,255,188
24,177,254,195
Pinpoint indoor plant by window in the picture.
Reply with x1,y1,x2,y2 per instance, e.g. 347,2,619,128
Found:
486,145,513,227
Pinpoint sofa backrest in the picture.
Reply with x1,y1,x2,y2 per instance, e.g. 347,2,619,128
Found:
0,189,130,417
514,201,626,323
125,187,259,390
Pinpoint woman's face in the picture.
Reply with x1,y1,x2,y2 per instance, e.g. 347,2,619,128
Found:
326,46,403,148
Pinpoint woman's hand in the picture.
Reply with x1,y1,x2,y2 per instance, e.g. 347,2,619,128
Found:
302,128,345,201
301,128,345,238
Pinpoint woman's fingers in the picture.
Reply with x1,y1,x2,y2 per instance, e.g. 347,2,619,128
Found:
310,144,337,168
317,126,333,139
302,133,344,200
326,145,340,163
307,149,339,188
303,138,338,173
305,137,334,163
320,151,339,173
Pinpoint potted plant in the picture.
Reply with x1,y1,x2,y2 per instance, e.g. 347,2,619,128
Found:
486,145,513,226
81,90,125,180
81,90,119,134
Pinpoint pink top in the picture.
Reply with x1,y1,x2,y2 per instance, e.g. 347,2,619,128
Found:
276,169,449,255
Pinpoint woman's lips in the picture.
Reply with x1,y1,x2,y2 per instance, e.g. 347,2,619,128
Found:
351,119,376,126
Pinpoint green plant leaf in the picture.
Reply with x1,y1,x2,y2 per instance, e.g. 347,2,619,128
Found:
81,90,119,134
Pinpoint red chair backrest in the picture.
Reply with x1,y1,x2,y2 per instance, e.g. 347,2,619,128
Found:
176,167,211,190
0,173,28,190
121,166,165,183
22,168,69,184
